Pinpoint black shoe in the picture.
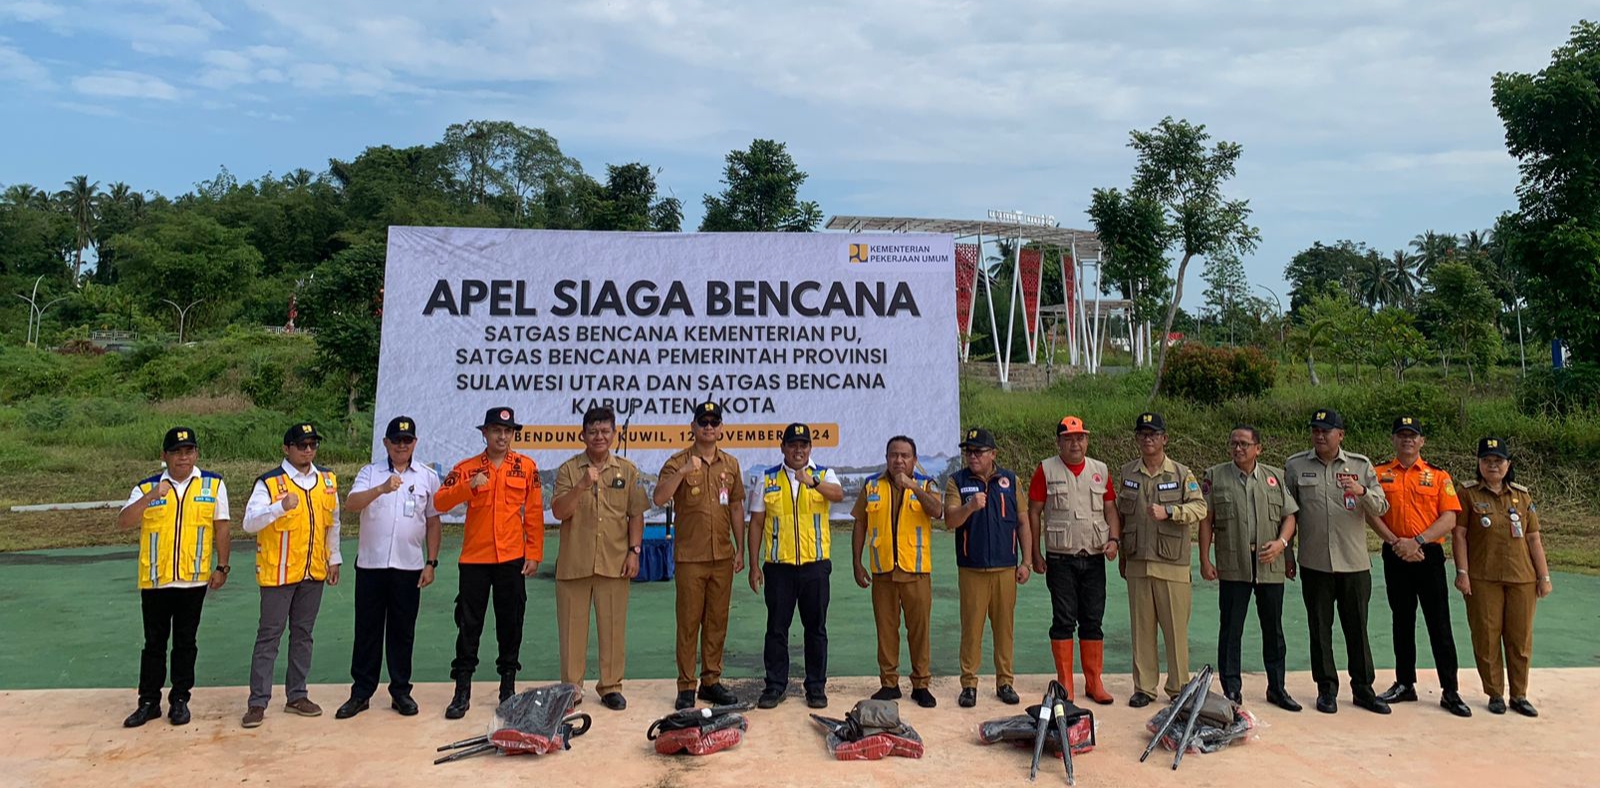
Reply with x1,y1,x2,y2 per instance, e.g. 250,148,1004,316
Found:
757,689,785,709
123,701,161,728
958,688,977,707
390,694,419,716
1267,689,1302,713
1509,697,1538,717
168,700,191,726
697,683,738,706
1128,692,1155,709
997,685,1020,705
601,692,627,711
806,693,828,709
1316,694,1338,714
871,686,902,701
1378,682,1418,703
445,683,471,720
674,690,696,710
1353,695,1392,715
335,696,369,719
1224,689,1243,705
498,675,516,703
911,688,937,708
1440,691,1471,718
1487,696,1506,715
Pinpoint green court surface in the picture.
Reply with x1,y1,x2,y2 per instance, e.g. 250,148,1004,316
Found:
1,530,1595,691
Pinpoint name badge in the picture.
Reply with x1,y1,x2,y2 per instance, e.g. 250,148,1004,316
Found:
959,486,981,494
1122,480,1140,490
403,496,417,518
611,476,627,489
1156,481,1179,491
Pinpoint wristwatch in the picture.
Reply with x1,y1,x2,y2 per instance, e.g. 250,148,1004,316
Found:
1412,535,1427,547
215,565,230,574
425,559,439,568
630,544,643,555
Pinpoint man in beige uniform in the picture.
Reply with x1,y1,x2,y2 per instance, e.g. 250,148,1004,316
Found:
654,400,746,710
551,406,647,711
1118,412,1207,707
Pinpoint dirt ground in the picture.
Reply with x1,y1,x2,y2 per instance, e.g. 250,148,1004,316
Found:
4,668,1594,788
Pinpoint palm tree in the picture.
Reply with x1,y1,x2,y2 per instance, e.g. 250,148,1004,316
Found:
1409,230,1457,277
2,183,49,209
1389,249,1420,308
56,175,100,283
1353,252,1397,309
283,168,314,190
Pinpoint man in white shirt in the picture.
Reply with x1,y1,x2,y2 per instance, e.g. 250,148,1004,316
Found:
117,426,231,728
336,416,442,719
240,422,343,729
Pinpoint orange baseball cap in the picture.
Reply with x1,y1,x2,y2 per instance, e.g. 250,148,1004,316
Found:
1057,416,1089,435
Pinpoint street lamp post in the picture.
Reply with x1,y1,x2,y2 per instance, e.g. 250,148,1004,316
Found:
15,275,67,348
162,298,205,344
1255,284,1284,345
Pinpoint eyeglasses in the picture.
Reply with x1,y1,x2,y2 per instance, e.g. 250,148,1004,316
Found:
962,448,994,456
390,437,415,445
291,441,320,451
1135,432,1164,441
695,420,721,428
1228,440,1257,448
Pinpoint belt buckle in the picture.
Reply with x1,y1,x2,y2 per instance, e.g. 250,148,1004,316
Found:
1074,550,1091,558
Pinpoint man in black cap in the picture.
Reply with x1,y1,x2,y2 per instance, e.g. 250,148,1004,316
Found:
241,422,343,728
1284,409,1390,715
336,416,443,719
1117,412,1207,707
435,406,543,719
118,426,232,727
1370,417,1471,716
747,422,844,709
654,400,746,709
944,427,1030,708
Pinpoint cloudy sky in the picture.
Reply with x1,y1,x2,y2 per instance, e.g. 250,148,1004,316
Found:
0,1,1590,300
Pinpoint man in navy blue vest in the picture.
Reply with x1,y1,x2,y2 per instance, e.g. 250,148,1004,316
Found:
943,427,1033,707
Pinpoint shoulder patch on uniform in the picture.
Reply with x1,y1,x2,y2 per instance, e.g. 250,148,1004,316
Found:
1509,482,1530,492
1460,480,1480,489
200,469,223,480
1345,452,1372,462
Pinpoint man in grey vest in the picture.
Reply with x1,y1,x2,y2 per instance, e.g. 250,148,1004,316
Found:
1118,412,1207,708
1199,425,1301,711
1028,415,1119,705
1284,408,1391,715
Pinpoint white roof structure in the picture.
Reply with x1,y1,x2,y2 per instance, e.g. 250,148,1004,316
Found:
825,215,1102,259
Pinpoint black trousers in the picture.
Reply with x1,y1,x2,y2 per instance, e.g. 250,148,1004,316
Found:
763,560,831,695
351,566,423,699
1382,543,1459,691
138,586,208,705
1217,580,1287,696
452,559,527,680
1044,553,1106,641
1301,567,1376,700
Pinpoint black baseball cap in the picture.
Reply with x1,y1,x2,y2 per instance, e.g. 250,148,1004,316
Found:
1309,409,1346,430
782,422,812,445
1477,437,1511,458
163,426,198,452
1392,416,1423,436
960,427,998,450
1133,412,1166,433
479,407,520,430
284,422,321,445
693,401,723,425
386,416,418,440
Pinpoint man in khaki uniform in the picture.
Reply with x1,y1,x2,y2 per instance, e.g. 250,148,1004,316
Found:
1284,408,1391,715
654,400,746,710
1198,425,1300,710
551,406,647,711
1118,412,1207,707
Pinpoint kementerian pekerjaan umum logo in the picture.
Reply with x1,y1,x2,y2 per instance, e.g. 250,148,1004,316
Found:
844,242,952,266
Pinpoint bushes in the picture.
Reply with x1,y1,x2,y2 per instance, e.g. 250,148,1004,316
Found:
1517,363,1600,417
1160,343,1277,404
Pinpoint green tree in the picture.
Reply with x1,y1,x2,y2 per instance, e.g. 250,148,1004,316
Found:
1282,240,1368,312
1418,261,1501,385
1366,307,1429,382
585,163,684,232
1493,21,1600,359
56,175,99,282
299,243,385,423
106,212,263,336
1388,249,1421,309
1352,247,1398,309
1409,230,1459,277
1087,189,1170,358
1200,252,1255,345
699,139,821,232
1289,288,1364,385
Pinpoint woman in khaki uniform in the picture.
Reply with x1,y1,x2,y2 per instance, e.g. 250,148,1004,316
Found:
1452,437,1554,717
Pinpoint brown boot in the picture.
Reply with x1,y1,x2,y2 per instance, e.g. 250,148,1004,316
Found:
1081,639,1114,705
1050,639,1075,701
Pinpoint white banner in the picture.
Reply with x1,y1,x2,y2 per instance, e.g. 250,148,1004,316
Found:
373,228,960,490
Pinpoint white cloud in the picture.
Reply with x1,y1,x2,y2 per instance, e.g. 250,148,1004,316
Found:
72,69,179,100
0,1,61,23
0,41,51,86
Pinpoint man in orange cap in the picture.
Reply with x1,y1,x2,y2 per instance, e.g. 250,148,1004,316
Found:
1028,416,1120,705
435,406,544,719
